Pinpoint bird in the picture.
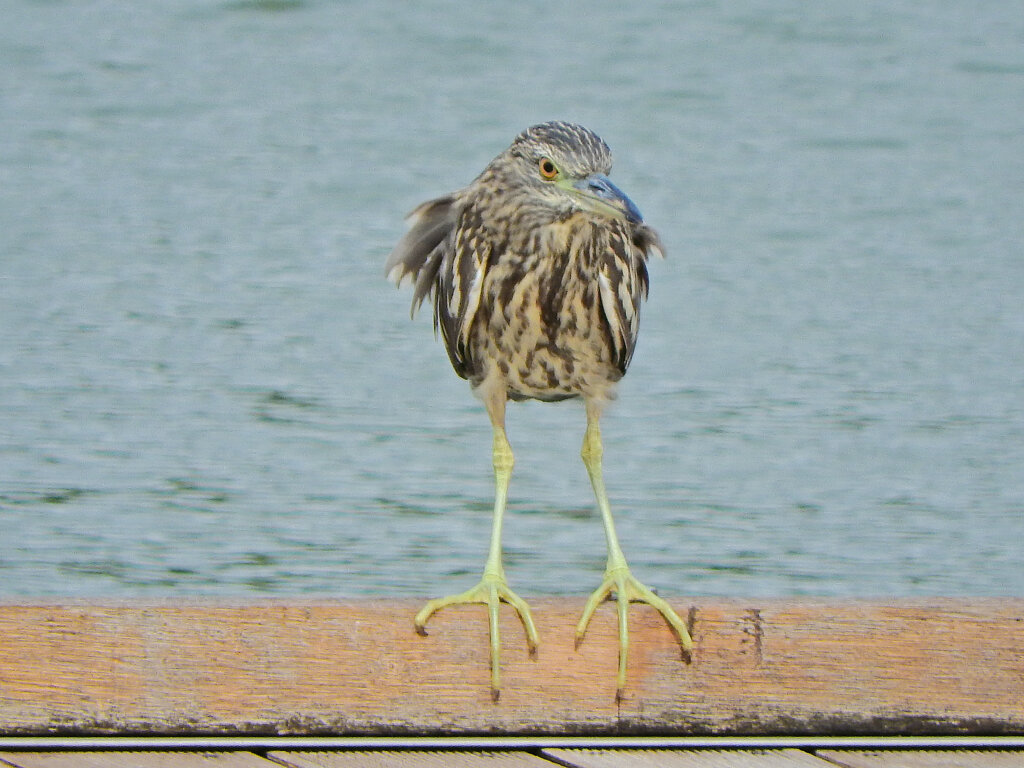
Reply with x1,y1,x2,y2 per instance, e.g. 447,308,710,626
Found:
385,121,692,701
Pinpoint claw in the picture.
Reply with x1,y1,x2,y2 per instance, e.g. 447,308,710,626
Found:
415,574,538,699
575,567,693,696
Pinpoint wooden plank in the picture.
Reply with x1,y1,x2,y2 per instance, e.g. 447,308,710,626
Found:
816,751,1024,767
541,748,833,766
0,600,1022,735
268,751,555,766
0,752,273,767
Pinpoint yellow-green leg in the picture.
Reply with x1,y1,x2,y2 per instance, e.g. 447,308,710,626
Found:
414,399,539,701
574,400,693,700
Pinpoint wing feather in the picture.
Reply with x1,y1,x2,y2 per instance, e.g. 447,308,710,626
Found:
435,210,490,379
386,194,491,380
598,224,659,373
384,195,457,317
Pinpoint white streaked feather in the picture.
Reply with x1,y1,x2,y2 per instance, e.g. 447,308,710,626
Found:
598,270,625,361
460,263,486,348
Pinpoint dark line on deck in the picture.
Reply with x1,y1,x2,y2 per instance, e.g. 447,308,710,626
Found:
744,608,764,665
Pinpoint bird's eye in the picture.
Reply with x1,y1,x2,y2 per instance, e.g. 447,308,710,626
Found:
538,158,558,179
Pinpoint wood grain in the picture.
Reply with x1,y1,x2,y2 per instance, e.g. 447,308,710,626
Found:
269,751,555,767
815,751,1024,768
540,748,834,767
0,752,272,767
0,599,1021,736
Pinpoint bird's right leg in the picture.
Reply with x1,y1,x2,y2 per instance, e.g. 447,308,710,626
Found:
413,395,539,701
574,399,693,700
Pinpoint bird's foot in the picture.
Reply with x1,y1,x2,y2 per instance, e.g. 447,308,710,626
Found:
574,566,693,701
414,573,539,701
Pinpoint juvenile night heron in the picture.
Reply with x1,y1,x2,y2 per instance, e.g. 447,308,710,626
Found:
386,121,692,700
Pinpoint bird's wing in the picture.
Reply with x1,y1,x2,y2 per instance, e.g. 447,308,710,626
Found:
385,195,458,317
598,224,659,374
435,208,491,379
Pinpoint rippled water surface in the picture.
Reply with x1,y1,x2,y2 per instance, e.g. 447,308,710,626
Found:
2,1,1023,598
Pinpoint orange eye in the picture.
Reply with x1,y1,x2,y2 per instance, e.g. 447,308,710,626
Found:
538,158,558,179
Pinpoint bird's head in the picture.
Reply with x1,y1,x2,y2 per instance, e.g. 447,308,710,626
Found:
486,121,645,227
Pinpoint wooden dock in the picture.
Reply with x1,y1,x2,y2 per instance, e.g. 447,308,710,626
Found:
2,746,1024,767
1,599,1022,765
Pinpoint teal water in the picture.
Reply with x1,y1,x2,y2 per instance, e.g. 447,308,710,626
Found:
2,1,1022,598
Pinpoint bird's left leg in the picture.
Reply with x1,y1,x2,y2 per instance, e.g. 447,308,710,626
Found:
414,393,539,700
574,399,693,699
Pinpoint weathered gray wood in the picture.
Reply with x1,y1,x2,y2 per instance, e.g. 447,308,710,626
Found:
541,748,834,767
269,751,555,766
0,752,273,767
816,751,1024,767
1,600,1022,735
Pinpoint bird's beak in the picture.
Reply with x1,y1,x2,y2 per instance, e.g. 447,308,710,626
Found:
570,173,644,224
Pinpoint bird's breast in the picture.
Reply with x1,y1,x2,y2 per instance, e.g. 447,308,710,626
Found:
469,230,621,401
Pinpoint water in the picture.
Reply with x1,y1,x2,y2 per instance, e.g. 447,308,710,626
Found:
2,0,1022,599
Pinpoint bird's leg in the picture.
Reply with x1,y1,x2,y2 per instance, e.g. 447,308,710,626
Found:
413,397,539,701
574,400,693,699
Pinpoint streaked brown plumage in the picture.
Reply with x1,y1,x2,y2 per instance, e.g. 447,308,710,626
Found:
386,121,691,700
388,122,662,403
